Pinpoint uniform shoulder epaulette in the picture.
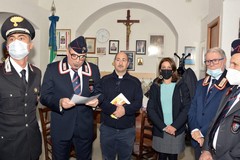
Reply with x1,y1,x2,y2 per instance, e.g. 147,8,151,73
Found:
214,77,228,90
202,75,210,86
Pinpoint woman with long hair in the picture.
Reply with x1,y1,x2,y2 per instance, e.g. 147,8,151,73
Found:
147,57,191,160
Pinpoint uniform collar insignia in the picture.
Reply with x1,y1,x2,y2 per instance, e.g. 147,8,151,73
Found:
202,75,210,86
58,59,70,74
58,59,92,77
4,57,12,73
82,61,92,77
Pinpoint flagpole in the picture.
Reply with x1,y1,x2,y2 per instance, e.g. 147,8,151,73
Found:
49,0,59,63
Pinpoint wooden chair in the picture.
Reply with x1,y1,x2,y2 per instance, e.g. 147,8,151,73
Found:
132,110,158,160
38,107,76,160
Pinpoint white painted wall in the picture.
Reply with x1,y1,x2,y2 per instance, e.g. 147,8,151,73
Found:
37,0,209,78
0,0,49,71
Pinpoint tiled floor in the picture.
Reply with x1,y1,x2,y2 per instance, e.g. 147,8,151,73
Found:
41,125,195,160
91,128,195,160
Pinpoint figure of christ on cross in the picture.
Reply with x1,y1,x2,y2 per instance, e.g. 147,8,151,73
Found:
117,10,140,50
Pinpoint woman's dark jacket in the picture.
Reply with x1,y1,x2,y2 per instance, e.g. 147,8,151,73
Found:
147,78,191,138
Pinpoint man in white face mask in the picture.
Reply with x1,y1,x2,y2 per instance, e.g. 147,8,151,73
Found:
188,47,230,160
0,15,42,160
200,39,240,160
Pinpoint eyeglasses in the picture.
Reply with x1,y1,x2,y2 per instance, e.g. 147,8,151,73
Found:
204,58,224,66
70,53,86,60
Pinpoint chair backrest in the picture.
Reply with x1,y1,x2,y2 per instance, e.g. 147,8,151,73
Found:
139,110,153,155
38,107,52,160
132,110,157,160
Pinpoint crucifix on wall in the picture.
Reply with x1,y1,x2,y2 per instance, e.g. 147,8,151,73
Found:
117,10,140,50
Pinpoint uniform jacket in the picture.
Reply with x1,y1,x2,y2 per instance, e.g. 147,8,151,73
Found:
40,57,101,141
188,70,229,147
147,78,191,137
0,57,42,160
203,85,240,159
98,71,143,129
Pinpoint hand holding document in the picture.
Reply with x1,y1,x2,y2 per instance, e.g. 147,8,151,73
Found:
110,93,130,119
71,94,100,105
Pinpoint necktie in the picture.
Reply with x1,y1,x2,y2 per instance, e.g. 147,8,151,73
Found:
72,71,81,95
20,69,27,89
209,86,240,148
206,79,217,99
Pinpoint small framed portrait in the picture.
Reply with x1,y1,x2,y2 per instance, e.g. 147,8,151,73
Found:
109,40,119,54
136,40,146,55
96,47,106,55
137,57,143,65
56,29,71,51
149,35,164,56
85,37,96,54
121,51,135,71
86,57,98,66
184,46,196,65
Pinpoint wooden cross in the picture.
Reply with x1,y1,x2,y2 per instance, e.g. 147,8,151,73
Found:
117,10,140,50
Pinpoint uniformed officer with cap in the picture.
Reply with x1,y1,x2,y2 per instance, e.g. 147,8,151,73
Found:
40,36,101,160
0,15,42,160
200,40,240,160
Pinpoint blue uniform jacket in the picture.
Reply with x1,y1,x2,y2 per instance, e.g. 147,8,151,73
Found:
188,70,229,147
40,57,101,141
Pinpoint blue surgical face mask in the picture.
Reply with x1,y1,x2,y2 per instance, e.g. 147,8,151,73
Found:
206,68,223,78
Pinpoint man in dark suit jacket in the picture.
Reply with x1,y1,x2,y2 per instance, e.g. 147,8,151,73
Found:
0,15,42,160
40,36,101,160
200,39,240,160
188,47,229,160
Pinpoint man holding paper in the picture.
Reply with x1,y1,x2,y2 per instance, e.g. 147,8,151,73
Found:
40,36,100,160
98,52,143,160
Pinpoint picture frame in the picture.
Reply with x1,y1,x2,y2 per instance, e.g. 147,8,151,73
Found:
184,46,196,65
137,57,143,65
200,41,206,70
86,57,98,66
96,47,106,55
85,37,96,54
56,29,71,51
136,40,146,55
121,50,135,71
109,40,119,54
149,35,164,56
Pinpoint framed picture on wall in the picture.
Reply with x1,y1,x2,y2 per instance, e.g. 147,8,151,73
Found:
109,40,119,54
121,50,135,71
97,47,106,55
56,29,71,51
184,46,195,65
136,40,146,55
149,35,164,56
85,37,96,54
86,57,98,66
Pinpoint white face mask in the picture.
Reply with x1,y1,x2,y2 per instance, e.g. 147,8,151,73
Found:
8,40,29,60
226,68,240,85
206,68,223,78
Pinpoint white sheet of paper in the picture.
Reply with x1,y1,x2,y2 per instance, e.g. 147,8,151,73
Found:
70,94,100,104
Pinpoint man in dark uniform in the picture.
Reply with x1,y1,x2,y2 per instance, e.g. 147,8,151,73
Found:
40,36,101,160
0,15,42,160
200,39,240,160
188,47,230,160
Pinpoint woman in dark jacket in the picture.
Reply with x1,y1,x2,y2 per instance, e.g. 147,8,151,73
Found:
147,57,191,160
